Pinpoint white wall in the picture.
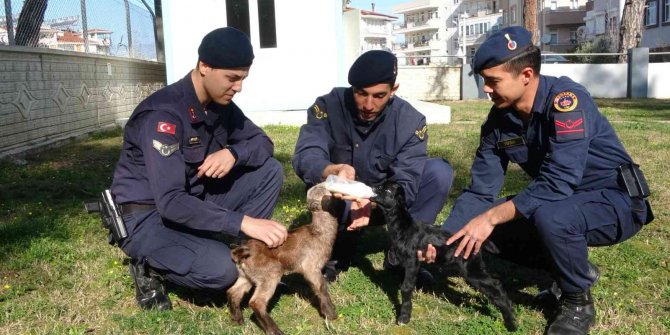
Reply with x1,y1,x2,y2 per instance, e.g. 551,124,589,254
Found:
343,9,361,72
648,63,670,99
163,0,346,112
541,63,628,98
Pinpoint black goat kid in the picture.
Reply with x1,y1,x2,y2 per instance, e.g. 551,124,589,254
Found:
371,181,518,331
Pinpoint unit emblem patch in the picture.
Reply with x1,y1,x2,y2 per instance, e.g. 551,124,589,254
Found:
553,91,578,112
415,125,428,141
312,104,327,120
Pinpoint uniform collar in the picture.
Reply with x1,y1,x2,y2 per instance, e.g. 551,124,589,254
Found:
181,72,208,124
531,75,551,115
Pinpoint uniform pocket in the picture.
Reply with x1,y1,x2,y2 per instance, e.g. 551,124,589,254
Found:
373,153,394,172
182,145,205,164
505,146,529,164
331,144,352,165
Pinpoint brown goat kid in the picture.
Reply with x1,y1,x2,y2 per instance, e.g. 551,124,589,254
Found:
226,183,342,335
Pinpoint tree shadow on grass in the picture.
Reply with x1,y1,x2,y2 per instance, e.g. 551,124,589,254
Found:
0,132,122,265
351,224,559,325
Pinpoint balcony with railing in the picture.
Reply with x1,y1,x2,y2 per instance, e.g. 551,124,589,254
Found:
394,18,441,34
394,39,442,52
543,8,587,26
392,0,440,14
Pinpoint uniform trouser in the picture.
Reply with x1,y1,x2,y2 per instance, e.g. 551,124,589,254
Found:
119,158,283,290
447,189,645,294
330,158,455,266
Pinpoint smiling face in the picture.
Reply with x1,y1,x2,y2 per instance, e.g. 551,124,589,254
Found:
199,62,250,106
352,83,399,122
480,63,530,109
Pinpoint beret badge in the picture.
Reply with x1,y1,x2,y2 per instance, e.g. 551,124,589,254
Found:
504,33,517,51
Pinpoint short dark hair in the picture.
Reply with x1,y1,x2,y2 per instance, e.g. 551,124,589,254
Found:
502,45,541,76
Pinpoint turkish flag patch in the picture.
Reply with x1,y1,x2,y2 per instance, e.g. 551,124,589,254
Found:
156,121,176,135
554,110,585,141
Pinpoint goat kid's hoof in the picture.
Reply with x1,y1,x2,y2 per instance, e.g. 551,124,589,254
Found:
504,319,518,332
230,316,244,325
396,314,411,325
321,310,338,320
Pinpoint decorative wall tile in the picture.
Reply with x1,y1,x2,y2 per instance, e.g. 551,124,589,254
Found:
11,84,38,120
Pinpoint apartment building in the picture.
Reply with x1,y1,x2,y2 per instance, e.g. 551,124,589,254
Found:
538,0,589,52
0,25,112,55
392,0,503,66
638,0,670,51
343,5,398,68
583,0,622,43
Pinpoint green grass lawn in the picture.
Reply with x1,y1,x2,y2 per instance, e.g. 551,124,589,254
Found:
1,99,669,334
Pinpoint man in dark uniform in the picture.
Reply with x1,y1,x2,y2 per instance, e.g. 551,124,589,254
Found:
110,27,288,310
419,27,653,334
292,50,454,282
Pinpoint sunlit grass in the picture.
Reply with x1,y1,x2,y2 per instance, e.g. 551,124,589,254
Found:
1,99,669,334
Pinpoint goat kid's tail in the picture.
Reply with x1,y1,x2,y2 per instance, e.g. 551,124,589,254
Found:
231,245,252,264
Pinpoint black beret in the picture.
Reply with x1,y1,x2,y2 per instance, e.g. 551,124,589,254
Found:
198,27,254,68
473,26,533,74
348,50,398,88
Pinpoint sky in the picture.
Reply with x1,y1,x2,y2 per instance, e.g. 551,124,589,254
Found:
1,0,156,59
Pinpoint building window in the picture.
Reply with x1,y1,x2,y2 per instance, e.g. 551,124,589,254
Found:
511,5,517,23
569,30,577,43
663,0,670,22
550,29,558,44
570,0,578,9
257,0,277,48
226,0,251,37
550,0,557,10
645,0,658,26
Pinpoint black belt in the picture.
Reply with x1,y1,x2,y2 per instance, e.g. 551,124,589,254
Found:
120,203,156,214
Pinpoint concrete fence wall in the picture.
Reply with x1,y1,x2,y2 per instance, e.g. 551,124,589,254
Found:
0,46,166,158
396,65,461,101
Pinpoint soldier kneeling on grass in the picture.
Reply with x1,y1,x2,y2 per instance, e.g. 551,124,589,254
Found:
419,26,654,335
102,27,287,310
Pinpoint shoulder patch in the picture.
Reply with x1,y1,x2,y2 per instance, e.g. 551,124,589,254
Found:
153,140,179,157
311,104,327,120
553,91,578,112
554,110,585,141
415,125,427,141
157,121,176,135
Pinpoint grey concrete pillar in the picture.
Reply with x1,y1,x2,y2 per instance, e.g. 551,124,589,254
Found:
627,47,649,98
461,63,487,100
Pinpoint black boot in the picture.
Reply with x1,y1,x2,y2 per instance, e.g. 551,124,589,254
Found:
322,259,350,283
129,260,172,311
536,261,600,306
545,290,595,335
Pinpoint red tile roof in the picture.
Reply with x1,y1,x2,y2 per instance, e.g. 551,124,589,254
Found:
57,31,84,43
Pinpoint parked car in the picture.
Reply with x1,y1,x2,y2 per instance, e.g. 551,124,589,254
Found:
541,52,571,64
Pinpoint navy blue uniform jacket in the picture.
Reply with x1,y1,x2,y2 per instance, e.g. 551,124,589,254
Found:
111,73,274,236
447,75,639,226
292,87,428,206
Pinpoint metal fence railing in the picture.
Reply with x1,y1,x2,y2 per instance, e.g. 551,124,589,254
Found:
1,0,158,61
